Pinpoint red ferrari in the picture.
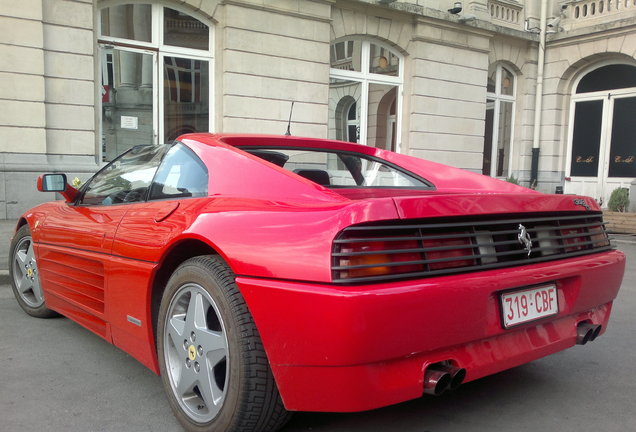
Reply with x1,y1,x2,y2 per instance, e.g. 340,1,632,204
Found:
10,133,625,432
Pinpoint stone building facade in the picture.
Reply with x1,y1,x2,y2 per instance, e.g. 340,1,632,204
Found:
1,0,635,218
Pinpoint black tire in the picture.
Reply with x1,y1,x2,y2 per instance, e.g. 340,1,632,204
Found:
157,255,291,432
9,224,58,318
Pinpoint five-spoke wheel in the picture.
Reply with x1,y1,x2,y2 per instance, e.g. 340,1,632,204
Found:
9,224,57,318
164,283,229,423
157,256,290,432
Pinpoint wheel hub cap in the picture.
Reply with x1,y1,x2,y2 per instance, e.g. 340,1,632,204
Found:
13,235,44,308
164,283,229,423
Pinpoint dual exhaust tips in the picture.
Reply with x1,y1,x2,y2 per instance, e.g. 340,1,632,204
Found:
576,322,602,345
423,364,466,396
424,322,601,396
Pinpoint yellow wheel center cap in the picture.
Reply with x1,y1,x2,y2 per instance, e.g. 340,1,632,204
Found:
188,345,197,361
26,268,33,278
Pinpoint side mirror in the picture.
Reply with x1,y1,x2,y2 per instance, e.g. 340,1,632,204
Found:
38,173,67,192
37,174,78,203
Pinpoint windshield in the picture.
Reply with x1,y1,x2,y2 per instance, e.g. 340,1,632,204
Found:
242,147,432,189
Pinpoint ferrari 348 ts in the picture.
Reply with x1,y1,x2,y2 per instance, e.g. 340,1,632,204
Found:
10,133,625,432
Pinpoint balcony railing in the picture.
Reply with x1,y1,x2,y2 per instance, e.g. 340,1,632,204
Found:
488,0,523,28
567,0,636,24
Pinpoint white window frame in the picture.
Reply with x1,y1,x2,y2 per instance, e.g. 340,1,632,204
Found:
97,2,214,158
485,63,516,178
330,39,404,152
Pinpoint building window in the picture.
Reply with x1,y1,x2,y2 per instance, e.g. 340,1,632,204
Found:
99,4,213,161
329,39,403,152
483,64,516,177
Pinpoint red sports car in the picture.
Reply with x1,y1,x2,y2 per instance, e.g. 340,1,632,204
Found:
10,133,625,432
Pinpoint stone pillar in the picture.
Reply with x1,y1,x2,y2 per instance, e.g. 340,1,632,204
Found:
467,0,491,20
0,0,46,154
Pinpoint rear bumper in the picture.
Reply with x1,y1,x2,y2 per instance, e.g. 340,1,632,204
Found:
236,249,625,412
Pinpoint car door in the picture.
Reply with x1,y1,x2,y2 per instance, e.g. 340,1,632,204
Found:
107,143,209,358
111,142,210,262
36,145,169,339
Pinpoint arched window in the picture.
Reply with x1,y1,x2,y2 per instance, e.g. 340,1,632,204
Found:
98,3,213,161
334,96,358,143
328,39,403,152
483,64,516,177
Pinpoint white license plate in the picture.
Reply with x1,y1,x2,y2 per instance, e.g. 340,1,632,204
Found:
500,285,558,328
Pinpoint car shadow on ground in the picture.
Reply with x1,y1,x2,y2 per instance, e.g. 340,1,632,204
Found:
284,363,557,432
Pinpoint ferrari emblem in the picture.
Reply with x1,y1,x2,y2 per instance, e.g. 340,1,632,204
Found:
517,224,532,257
26,268,34,278
188,345,197,361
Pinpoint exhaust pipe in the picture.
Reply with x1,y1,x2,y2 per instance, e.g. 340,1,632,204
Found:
436,365,467,391
424,364,466,395
423,368,451,396
576,322,602,345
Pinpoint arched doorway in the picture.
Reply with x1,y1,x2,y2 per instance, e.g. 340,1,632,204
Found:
565,63,636,205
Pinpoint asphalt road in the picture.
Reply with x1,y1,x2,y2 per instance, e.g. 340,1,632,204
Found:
1,242,634,432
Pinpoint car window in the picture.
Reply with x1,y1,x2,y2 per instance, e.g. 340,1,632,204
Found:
243,147,431,188
149,143,208,200
80,145,169,206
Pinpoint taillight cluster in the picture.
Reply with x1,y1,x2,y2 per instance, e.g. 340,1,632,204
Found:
560,227,587,252
588,225,610,247
560,225,609,252
337,239,422,279
332,215,612,283
334,232,475,280
421,237,476,270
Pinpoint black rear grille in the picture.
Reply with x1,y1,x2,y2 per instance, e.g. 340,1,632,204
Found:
332,213,612,284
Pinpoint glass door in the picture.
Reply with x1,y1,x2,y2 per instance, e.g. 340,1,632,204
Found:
566,91,636,204
603,93,636,201
100,46,157,161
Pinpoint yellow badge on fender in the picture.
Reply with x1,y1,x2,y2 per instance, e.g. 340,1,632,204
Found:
188,345,196,361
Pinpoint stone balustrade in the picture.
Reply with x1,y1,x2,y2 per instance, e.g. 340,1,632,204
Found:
569,0,636,21
488,0,523,28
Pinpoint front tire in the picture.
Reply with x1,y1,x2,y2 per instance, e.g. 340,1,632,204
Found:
157,256,290,432
9,224,57,318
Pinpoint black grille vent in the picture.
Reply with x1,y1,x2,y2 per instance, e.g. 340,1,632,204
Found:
332,213,612,284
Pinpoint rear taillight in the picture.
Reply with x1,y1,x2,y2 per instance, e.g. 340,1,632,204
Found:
588,225,610,247
561,227,587,252
335,239,423,279
422,236,476,270
334,233,477,280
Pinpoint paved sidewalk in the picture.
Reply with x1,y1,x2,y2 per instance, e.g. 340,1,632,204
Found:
610,233,636,245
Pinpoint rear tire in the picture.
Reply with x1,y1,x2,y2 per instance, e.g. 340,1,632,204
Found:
9,224,57,318
157,255,291,432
